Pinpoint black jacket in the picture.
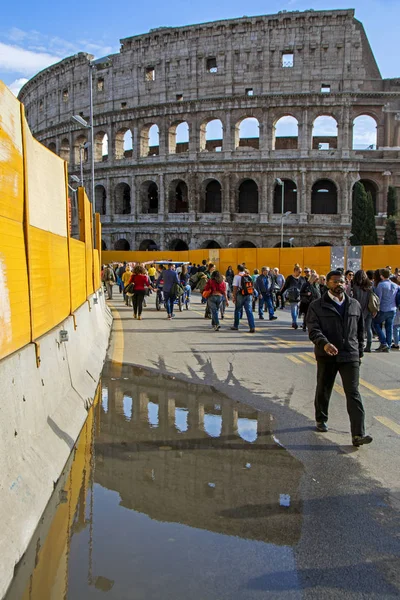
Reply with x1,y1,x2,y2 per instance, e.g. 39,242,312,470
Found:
306,292,364,362
255,274,273,295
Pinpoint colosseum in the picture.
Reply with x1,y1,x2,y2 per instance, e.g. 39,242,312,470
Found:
18,8,400,251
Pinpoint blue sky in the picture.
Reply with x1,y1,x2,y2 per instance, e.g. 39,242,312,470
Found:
0,0,398,96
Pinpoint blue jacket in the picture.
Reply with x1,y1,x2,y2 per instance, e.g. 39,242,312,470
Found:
256,274,273,295
375,280,397,312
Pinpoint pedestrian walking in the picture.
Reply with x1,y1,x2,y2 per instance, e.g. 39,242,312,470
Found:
256,267,278,321
273,268,286,309
281,264,305,329
307,270,373,447
160,263,180,319
102,264,116,299
203,271,229,331
231,265,256,332
373,268,398,352
352,270,375,352
122,265,132,305
128,265,150,319
299,272,321,331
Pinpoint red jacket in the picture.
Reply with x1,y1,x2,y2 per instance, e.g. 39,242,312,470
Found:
129,274,149,291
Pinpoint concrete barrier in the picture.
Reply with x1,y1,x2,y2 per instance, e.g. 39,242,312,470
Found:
0,291,112,599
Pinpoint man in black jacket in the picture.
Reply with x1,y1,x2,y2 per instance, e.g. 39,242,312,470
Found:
306,270,373,447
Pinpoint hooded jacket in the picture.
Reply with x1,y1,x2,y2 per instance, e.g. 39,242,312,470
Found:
306,292,364,362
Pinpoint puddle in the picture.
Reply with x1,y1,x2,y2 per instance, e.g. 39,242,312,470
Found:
6,362,304,600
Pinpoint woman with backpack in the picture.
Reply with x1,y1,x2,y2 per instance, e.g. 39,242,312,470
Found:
281,264,305,329
353,270,374,352
299,273,321,331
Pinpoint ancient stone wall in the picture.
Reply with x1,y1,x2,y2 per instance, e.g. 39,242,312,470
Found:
19,9,400,250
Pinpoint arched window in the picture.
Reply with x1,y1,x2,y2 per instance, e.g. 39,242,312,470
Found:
95,185,107,215
200,119,223,152
273,116,298,150
273,179,298,214
353,179,378,215
169,180,189,213
169,239,189,251
237,240,257,248
312,116,338,149
139,239,158,251
94,132,108,162
311,180,338,214
204,180,222,213
115,128,133,160
202,240,221,249
60,138,70,162
352,115,377,150
114,183,131,214
74,135,87,165
315,242,333,246
48,142,57,154
140,124,159,157
114,238,130,250
236,117,259,149
140,181,159,214
169,121,189,154
238,179,259,213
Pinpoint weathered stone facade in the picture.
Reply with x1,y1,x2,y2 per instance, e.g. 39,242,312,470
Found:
19,9,400,250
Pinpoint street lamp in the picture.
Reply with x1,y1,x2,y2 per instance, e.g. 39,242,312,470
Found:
276,178,288,248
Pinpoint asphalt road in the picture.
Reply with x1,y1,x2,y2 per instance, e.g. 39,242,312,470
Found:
107,291,400,599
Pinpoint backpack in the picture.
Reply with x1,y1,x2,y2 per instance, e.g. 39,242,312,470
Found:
240,275,254,296
368,290,380,314
396,287,400,309
287,286,300,303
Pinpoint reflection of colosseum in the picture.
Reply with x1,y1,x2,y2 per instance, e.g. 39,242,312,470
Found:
19,9,400,250
96,365,303,545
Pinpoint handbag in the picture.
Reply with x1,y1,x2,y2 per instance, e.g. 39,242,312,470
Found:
368,289,380,314
202,289,212,299
124,282,135,295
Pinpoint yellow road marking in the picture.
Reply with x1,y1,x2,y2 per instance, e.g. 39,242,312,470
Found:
333,384,346,397
359,379,400,401
287,356,304,365
109,305,124,376
374,416,400,435
298,353,316,365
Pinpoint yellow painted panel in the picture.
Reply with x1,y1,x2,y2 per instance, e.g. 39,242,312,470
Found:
362,245,400,271
257,248,280,269
69,238,86,312
219,248,238,280
237,248,257,272
22,116,67,236
29,227,70,339
0,217,31,359
188,249,209,266
0,82,24,223
304,246,330,267
93,249,100,290
280,248,304,277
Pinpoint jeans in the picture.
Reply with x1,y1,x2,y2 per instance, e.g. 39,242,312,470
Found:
365,313,373,346
259,293,274,318
315,361,365,437
290,302,299,325
164,292,176,316
234,294,255,329
393,324,400,346
133,290,146,316
208,295,223,327
373,310,396,347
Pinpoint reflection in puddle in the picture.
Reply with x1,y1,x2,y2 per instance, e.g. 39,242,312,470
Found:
7,362,304,600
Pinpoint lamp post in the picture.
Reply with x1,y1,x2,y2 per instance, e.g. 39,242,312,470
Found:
275,178,286,247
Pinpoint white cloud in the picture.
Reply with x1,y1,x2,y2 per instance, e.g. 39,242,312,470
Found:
8,77,29,96
0,42,60,75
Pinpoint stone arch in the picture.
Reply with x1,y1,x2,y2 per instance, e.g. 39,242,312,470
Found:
202,240,221,249
312,116,338,150
203,179,222,213
168,179,189,213
235,117,260,149
352,115,377,150
140,123,159,157
311,179,338,214
101,239,107,250
200,118,223,152
273,241,291,248
60,138,70,162
169,121,189,154
94,131,108,162
238,179,259,213
114,183,131,214
115,128,133,160
273,179,298,214
95,185,107,215
352,179,379,215
74,135,87,165
48,142,57,154
315,242,333,246
273,116,299,150
140,180,159,214
138,239,158,251
169,239,189,251
114,238,130,250
237,240,257,248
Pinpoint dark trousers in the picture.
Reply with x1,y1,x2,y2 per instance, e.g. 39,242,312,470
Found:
164,292,176,316
276,290,285,308
315,360,365,437
133,290,146,316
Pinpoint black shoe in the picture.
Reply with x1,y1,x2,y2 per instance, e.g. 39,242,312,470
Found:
230,326,238,330
375,344,389,353
259,315,265,320
292,323,298,330
364,344,371,353
269,316,278,321
352,435,373,447
316,422,328,432
302,325,307,331
249,328,256,333
391,344,400,350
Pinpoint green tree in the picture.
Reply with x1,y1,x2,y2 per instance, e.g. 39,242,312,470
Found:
384,217,398,245
387,186,397,218
351,182,378,245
